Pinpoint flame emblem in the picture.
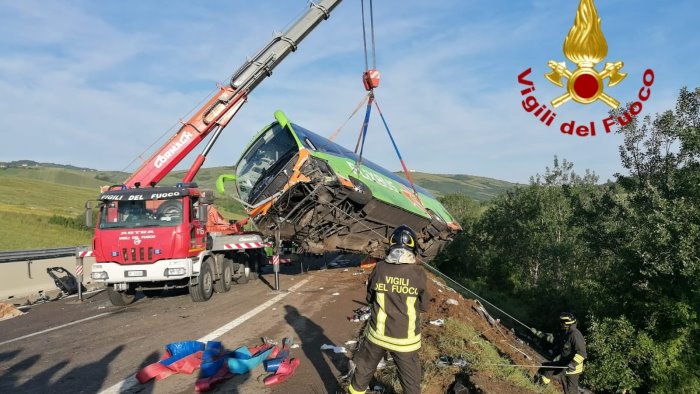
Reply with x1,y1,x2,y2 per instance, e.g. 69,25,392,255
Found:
545,0,626,108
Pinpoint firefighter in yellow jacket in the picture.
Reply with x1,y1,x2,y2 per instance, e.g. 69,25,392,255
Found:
349,225,429,394
532,312,587,394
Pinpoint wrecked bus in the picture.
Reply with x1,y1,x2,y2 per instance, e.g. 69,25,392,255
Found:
220,110,461,262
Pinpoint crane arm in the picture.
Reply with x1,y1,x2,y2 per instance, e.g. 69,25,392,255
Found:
124,0,343,188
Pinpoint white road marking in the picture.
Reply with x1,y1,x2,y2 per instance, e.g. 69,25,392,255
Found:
0,312,115,347
99,278,309,394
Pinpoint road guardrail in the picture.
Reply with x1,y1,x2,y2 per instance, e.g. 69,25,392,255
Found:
0,247,83,263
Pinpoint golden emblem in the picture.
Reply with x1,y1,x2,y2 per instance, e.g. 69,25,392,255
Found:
545,0,626,108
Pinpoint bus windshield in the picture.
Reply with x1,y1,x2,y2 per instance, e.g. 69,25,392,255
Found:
235,124,298,202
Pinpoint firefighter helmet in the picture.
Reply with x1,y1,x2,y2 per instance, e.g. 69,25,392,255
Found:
389,225,417,253
559,312,577,325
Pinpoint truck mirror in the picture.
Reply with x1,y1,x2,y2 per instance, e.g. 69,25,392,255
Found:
198,204,208,222
85,201,93,228
216,174,237,194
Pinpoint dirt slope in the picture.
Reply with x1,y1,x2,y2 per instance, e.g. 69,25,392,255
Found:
418,276,549,394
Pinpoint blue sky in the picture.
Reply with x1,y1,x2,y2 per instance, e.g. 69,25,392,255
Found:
0,0,697,183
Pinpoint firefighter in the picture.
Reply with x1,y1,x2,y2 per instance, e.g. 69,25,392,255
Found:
349,225,429,394
531,312,587,394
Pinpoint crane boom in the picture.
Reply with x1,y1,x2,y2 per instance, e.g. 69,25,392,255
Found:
124,0,343,188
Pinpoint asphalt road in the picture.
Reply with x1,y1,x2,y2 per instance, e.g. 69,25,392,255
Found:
0,259,368,394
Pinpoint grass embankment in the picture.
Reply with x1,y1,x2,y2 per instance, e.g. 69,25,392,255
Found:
373,317,555,393
0,175,95,249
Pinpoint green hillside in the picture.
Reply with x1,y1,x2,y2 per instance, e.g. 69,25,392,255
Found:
0,173,98,249
0,163,513,250
397,172,516,202
0,165,247,250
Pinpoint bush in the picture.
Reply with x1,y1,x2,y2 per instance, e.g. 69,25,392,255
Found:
584,316,651,393
48,214,91,232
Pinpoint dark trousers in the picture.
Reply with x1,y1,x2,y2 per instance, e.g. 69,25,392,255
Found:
537,365,580,394
350,339,421,394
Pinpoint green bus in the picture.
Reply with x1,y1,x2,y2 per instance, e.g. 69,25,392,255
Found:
220,110,461,262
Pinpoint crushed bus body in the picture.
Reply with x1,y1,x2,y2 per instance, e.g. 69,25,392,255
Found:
224,110,461,262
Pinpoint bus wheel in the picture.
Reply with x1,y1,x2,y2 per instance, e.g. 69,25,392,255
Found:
348,177,372,205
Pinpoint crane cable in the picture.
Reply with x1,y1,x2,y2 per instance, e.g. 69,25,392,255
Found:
352,0,377,172
425,263,535,332
350,0,424,207
360,0,376,71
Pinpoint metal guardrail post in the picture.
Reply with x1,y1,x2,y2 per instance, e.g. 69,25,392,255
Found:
274,229,280,291
76,254,84,302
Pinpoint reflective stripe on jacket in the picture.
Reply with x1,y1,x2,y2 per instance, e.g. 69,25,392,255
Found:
366,261,429,353
554,324,587,375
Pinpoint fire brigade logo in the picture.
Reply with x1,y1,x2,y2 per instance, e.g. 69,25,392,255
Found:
516,0,655,137
545,0,626,108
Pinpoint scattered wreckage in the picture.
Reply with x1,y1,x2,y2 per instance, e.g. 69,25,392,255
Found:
219,110,462,262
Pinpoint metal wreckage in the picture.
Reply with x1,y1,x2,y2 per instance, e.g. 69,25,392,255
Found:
219,110,462,262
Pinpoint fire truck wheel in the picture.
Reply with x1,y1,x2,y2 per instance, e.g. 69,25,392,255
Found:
214,260,233,293
190,261,214,302
236,263,253,284
107,285,136,306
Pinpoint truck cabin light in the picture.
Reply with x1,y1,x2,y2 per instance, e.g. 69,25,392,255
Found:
91,272,109,280
165,268,186,277
155,249,162,255
111,251,119,257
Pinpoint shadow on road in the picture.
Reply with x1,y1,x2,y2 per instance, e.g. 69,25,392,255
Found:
284,304,348,393
0,345,129,393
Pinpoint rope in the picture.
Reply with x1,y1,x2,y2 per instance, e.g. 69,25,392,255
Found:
353,94,375,173
424,263,534,331
470,363,567,370
372,98,423,205
328,93,369,142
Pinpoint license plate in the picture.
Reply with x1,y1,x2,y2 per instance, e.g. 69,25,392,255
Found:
125,270,146,277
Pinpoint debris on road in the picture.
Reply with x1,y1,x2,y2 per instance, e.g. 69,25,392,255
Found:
263,337,300,386
429,318,445,326
0,303,24,321
135,338,303,390
137,341,205,383
472,300,498,326
436,355,468,368
196,341,232,392
348,305,371,322
264,358,300,386
321,344,347,353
